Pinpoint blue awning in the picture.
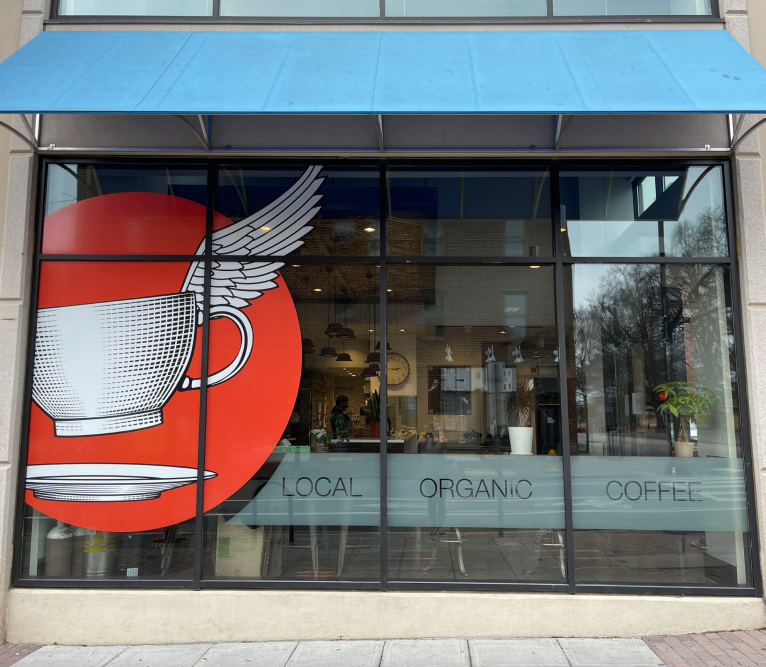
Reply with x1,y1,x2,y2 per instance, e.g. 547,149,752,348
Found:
1,29,766,115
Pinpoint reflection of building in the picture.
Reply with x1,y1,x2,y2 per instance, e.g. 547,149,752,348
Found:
1,0,766,647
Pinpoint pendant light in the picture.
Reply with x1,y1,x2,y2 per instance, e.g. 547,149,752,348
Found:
319,267,338,357
324,265,344,337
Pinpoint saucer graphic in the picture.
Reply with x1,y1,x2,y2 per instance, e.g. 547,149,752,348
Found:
26,463,217,502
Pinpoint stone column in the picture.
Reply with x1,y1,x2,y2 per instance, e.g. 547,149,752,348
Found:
0,0,44,642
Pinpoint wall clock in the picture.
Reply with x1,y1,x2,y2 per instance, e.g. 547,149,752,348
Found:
387,352,410,386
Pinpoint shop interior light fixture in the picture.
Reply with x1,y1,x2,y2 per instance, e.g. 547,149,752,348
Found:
320,267,338,357
261,226,271,231
513,346,524,364
530,265,540,269
313,288,322,292
336,352,352,362
364,226,376,232
499,329,507,334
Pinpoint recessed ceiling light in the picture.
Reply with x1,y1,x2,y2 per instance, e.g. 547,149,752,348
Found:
500,330,507,334
400,329,405,332
369,329,374,332
560,228,567,233
530,265,540,269
387,289,392,292
261,226,271,232
313,288,322,292
292,264,301,267
364,227,376,232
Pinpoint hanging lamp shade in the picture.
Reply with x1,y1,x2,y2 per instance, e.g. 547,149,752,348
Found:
375,341,392,351
324,322,345,337
336,352,352,362
361,366,377,378
338,327,356,339
368,362,380,372
302,337,314,348
365,351,380,364
319,346,338,357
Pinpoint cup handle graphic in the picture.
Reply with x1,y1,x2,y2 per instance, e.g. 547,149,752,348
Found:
178,305,254,391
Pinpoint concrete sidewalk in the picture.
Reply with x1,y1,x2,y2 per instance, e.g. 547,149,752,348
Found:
4,632,766,667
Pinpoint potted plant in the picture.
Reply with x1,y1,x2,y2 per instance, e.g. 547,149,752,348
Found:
654,381,716,458
369,390,381,438
506,377,537,455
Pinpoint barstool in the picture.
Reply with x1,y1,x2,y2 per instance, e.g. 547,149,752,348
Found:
526,528,566,578
423,527,469,577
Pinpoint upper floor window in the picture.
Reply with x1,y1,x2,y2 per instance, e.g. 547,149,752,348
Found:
56,0,716,18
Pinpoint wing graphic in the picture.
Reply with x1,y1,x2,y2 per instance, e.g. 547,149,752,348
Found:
181,165,324,316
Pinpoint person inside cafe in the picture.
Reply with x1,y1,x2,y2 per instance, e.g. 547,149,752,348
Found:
330,394,352,439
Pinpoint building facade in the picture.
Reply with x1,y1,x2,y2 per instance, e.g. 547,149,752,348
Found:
1,0,766,644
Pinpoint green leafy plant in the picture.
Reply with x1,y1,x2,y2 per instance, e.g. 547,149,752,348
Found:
329,412,351,443
369,390,380,423
654,381,716,443
506,377,537,427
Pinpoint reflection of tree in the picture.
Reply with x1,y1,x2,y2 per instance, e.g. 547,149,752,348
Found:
667,206,728,258
572,206,734,448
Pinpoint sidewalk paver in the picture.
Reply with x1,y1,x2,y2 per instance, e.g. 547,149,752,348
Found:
0,645,39,667
14,645,125,667
469,639,569,666
381,639,470,667
11,632,766,667
109,644,210,667
559,638,664,667
193,641,297,667
285,640,384,667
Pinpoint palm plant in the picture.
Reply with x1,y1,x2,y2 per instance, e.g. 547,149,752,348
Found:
507,377,537,427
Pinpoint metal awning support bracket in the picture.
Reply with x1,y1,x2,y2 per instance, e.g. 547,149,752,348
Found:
173,115,210,151
0,116,38,152
375,114,384,152
555,115,577,151
731,115,766,152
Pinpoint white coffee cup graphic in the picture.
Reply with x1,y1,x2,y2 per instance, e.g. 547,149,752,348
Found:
33,292,253,437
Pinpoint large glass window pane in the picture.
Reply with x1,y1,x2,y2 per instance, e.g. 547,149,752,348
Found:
20,261,201,580
58,0,212,15
553,0,711,15
386,264,566,583
215,166,380,257
221,0,379,15
388,168,552,257
386,0,546,17
566,263,751,587
561,166,727,258
42,164,208,255
202,264,380,581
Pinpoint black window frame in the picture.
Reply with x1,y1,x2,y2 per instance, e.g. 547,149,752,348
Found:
49,0,721,23
13,155,759,598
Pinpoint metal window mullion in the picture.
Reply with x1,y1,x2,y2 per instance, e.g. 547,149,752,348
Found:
192,163,216,590
547,0,554,18
553,164,577,594
11,157,46,586
723,159,762,596
379,163,388,590
212,0,221,18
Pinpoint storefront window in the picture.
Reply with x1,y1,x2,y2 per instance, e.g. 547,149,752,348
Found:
387,168,552,257
58,0,213,15
386,264,565,582
202,264,381,581
565,263,751,586
16,160,756,593
215,166,380,257
385,0,546,17
560,166,727,258
220,0,380,16
554,0,712,15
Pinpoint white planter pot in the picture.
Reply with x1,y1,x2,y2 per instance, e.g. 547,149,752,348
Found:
508,427,534,455
675,441,694,458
